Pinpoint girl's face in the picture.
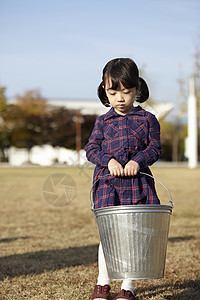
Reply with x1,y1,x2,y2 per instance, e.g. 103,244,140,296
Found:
105,77,139,115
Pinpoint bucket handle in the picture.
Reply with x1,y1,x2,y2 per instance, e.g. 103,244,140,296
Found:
90,172,174,210
140,172,173,208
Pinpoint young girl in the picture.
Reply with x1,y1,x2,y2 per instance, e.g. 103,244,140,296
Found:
85,58,162,300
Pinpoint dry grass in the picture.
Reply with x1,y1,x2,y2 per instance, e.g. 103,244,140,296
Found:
0,166,199,299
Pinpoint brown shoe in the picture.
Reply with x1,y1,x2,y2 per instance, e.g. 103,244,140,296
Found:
115,289,135,300
91,284,111,300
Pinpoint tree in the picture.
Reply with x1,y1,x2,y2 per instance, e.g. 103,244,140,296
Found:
48,107,76,149
0,86,6,115
160,119,187,162
3,89,49,162
2,88,97,161
81,114,97,148
193,44,200,126
0,86,9,162
16,89,48,115
172,41,200,162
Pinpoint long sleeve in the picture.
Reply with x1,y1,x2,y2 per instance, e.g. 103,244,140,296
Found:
85,117,113,168
85,107,162,209
132,114,162,168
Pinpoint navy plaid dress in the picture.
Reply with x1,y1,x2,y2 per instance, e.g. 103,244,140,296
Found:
85,106,162,209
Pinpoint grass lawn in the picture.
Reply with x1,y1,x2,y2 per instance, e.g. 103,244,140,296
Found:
0,166,199,299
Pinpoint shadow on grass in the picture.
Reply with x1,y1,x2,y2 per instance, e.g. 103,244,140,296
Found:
168,235,195,243
0,236,30,244
0,244,98,281
134,279,200,299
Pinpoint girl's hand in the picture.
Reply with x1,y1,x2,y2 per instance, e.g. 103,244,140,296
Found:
124,160,140,176
108,158,124,176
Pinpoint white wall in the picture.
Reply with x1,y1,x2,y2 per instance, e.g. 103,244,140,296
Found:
8,145,87,166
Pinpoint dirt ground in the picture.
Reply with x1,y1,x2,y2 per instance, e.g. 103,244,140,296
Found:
0,166,199,299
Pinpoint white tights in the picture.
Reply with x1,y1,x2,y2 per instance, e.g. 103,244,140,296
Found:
97,243,134,294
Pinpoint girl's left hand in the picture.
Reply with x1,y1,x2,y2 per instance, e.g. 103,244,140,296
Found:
124,160,140,176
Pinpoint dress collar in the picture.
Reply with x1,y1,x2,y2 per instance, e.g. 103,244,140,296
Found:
104,105,145,120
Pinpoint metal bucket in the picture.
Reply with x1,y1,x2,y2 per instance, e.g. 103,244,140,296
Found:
90,172,173,280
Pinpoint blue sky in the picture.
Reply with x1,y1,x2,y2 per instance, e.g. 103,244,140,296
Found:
0,0,199,112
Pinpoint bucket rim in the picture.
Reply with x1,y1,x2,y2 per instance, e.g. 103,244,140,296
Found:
93,204,173,216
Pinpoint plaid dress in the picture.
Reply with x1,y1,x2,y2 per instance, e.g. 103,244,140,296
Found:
85,106,162,209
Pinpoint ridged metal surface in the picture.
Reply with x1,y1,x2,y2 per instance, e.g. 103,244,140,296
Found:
94,205,172,280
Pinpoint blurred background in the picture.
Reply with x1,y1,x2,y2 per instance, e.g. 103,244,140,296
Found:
0,0,200,167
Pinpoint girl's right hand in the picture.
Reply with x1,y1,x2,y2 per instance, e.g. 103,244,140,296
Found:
108,158,124,176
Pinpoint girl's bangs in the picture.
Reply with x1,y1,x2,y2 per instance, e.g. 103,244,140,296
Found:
105,68,137,90
108,72,121,90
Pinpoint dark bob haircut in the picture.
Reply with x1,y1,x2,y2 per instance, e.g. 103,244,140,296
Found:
97,58,149,107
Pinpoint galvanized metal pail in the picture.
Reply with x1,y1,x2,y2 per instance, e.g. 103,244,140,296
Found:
90,172,173,280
